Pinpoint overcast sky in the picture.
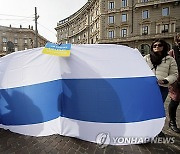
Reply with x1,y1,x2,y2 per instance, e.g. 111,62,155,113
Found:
0,0,88,42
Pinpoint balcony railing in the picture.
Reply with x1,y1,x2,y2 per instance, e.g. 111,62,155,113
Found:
99,32,176,43
135,0,178,8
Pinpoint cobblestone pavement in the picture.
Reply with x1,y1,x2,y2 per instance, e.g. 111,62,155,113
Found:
0,97,180,154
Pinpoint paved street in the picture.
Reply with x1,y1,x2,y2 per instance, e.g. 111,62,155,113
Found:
0,97,180,154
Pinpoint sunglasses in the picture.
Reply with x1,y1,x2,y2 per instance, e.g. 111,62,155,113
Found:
153,44,163,48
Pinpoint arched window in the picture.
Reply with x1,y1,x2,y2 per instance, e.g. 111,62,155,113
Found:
140,44,150,56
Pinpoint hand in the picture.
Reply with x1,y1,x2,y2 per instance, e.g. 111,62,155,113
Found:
158,80,164,84
158,79,169,84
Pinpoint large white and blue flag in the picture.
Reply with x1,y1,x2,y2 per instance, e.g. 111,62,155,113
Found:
0,44,165,145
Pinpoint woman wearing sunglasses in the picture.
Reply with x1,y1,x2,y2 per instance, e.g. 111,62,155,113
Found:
168,33,180,133
144,39,178,137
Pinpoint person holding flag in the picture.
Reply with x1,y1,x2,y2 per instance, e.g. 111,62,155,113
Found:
144,39,178,137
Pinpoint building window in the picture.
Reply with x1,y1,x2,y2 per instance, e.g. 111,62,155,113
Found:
140,44,150,56
108,30,114,38
3,46,7,51
96,10,98,15
108,1,115,9
96,22,99,28
162,24,169,33
91,39,93,44
96,35,98,41
162,7,169,16
91,16,93,21
14,38,18,44
108,16,114,24
142,26,148,35
24,39,28,44
72,38,74,43
78,36,81,40
141,0,148,2
122,14,127,22
121,28,127,37
122,0,127,7
142,10,149,19
2,37,7,43
91,27,94,33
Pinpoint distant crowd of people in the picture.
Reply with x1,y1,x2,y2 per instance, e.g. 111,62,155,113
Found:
144,33,180,136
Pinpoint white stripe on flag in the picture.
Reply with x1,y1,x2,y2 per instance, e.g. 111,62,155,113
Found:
0,45,154,89
0,117,165,145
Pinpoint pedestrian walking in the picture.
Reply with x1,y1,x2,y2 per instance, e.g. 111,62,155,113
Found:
168,33,180,133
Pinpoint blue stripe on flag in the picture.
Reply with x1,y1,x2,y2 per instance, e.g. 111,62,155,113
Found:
0,77,165,125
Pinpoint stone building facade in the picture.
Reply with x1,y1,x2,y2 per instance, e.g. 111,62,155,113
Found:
55,0,180,55
0,25,48,57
